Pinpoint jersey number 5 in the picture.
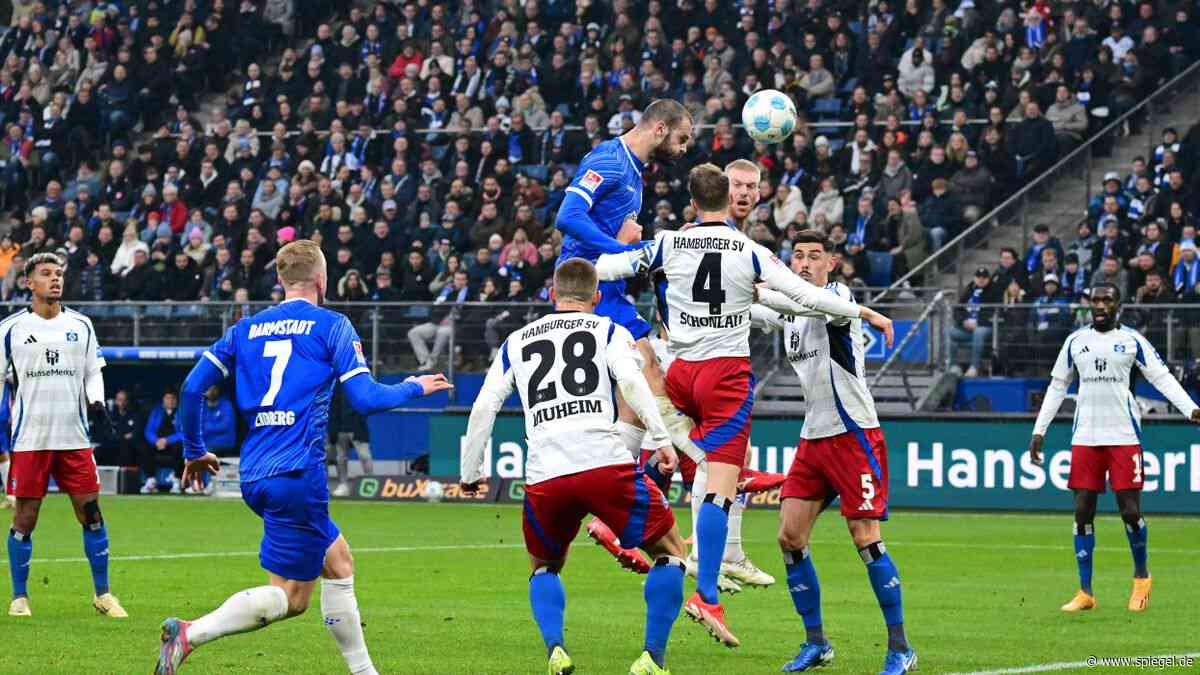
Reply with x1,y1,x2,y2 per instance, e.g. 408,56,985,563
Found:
522,332,600,404
692,252,725,316
260,339,292,406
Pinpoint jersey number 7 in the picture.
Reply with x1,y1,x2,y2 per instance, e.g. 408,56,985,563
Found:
260,339,292,406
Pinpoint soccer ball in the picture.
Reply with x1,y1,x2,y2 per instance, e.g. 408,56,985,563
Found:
741,90,798,144
422,480,445,502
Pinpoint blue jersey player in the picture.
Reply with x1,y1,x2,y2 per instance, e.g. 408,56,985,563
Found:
554,102,703,568
155,240,451,675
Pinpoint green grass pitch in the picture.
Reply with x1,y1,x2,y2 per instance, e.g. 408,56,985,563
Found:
1,496,1196,674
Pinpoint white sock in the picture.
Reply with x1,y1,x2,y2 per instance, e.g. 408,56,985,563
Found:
723,494,747,562
616,421,646,458
322,576,378,675
187,585,288,647
688,462,708,561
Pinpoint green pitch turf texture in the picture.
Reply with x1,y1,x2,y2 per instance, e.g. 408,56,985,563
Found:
1,496,1196,674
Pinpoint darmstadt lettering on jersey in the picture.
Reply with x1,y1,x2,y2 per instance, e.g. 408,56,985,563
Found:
679,310,745,329
673,237,745,251
255,410,297,427
531,399,603,426
521,318,597,339
248,319,317,339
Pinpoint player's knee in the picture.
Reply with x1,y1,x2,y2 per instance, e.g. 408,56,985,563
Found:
531,562,563,577
81,500,103,528
1119,503,1142,525
847,519,881,550
777,525,808,552
285,593,310,617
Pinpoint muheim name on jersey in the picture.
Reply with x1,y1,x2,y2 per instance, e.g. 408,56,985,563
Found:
531,399,603,427
248,319,317,339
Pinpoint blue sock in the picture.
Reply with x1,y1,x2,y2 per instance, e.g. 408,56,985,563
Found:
862,542,907,653
696,496,731,604
82,524,110,596
1074,523,1095,594
7,529,31,598
529,568,565,654
1125,518,1148,578
643,558,684,667
783,548,825,645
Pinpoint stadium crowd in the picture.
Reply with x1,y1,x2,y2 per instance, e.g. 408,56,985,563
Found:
0,0,1196,373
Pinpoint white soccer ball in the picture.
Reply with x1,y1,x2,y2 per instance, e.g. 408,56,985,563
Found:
741,89,798,144
422,480,445,502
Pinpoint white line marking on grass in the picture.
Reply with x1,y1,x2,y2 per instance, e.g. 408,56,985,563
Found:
948,653,1200,674
2,543,526,566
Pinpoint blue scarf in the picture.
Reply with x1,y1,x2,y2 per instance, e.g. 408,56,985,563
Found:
1174,259,1200,293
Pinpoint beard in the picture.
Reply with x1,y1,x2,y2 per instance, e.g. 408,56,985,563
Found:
651,142,685,167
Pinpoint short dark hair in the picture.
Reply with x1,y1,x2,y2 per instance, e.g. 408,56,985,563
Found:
640,98,692,129
792,231,834,252
24,252,64,277
688,163,729,212
1091,283,1122,302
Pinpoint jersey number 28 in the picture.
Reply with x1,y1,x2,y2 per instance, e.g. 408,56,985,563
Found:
522,331,600,404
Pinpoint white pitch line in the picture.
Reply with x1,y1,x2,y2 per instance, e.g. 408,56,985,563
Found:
948,653,1200,674
3,543,526,565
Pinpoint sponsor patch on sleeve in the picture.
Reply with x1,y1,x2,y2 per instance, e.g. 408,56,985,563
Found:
579,169,604,192
353,341,367,365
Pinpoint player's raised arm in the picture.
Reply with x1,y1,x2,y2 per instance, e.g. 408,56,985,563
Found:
604,323,676,472
755,286,839,321
749,303,789,332
554,162,645,256
754,243,895,346
1129,330,1200,422
461,343,517,489
1030,336,1080,464
333,315,453,414
595,231,665,281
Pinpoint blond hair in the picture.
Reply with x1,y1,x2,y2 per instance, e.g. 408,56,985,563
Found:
553,258,599,303
724,158,762,181
276,239,325,286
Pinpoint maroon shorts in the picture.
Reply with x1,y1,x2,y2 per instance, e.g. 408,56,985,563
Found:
781,428,890,519
665,356,755,467
522,463,675,561
8,449,101,498
1069,444,1144,493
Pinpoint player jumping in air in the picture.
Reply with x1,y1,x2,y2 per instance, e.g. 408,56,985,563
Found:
155,240,452,674
552,99,707,574
1029,284,1200,614
2,252,124,619
461,259,689,675
752,232,916,674
597,165,894,647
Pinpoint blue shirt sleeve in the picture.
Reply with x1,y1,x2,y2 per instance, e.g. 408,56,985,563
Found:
329,314,371,383
555,158,638,256
178,355,230,459
203,322,238,379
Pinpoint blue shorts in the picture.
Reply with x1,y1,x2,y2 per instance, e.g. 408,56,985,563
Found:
597,280,652,340
241,466,340,581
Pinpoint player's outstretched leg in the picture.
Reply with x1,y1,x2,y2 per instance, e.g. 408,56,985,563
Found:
685,462,741,593
854,526,915,675
73,494,127,618
586,422,654,574
156,585,289,674
684,474,740,647
633,523,687,674
778,497,833,672
319,536,379,674
529,563,573,675
1063,489,1098,612
1117,489,1151,612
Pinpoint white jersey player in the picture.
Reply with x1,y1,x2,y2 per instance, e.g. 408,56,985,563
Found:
1,252,126,620
1030,284,1200,615
595,163,895,648
751,232,915,674
460,259,691,675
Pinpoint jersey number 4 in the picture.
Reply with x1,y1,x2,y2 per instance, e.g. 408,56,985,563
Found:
692,252,725,315
522,331,600,404
260,339,292,406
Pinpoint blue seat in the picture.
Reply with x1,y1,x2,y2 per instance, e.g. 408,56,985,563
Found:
866,251,894,288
